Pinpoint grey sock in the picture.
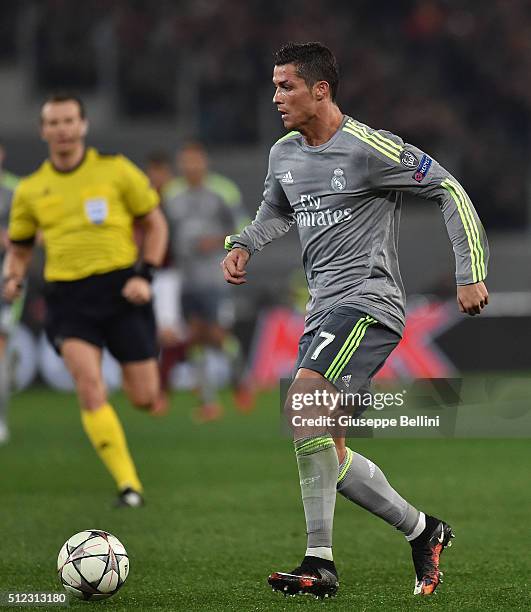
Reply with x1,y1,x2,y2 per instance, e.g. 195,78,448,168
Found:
337,447,420,536
0,356,9,427
193,348,216,405
222,334,245,386
295,435,339,548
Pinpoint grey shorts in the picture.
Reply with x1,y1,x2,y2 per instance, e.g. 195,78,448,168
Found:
295,305,401,394
181,288,234,327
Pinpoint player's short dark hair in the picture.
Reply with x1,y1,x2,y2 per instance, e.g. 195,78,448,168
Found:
274,42,339,101
146,150,172,166
41,93,86,119
180,141,206,155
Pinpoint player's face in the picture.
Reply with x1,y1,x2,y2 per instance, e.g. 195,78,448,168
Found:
147,163,172,192
40,101,87,155
178,148,208,185
272,64,318,130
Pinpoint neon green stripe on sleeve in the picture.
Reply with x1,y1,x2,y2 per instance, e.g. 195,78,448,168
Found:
343,126,401,164
347,121,403,154
449,180,486,280
441,180,480,283
442,180,478,282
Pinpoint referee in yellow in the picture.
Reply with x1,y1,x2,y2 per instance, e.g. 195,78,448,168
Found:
2,94,168,507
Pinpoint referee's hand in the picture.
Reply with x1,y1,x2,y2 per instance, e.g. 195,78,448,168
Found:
122,276,152,304
2,276,24,303
221,248,249,285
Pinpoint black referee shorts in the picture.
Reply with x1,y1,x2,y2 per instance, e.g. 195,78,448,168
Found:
45,267,158,363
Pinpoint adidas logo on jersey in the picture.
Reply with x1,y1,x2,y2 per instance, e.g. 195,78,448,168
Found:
342,374,351,387
281,170,294,184
366,459,376,478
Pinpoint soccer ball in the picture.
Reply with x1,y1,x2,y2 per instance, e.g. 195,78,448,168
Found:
57,530,129,600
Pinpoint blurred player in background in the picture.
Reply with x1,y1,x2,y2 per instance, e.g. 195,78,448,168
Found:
0,144,21,444
144,150,186,415
161,142,253,422
223,43,489,597
145,150,177,201
3,94,168,507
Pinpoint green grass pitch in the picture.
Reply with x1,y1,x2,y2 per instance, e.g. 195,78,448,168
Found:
1,387,529,611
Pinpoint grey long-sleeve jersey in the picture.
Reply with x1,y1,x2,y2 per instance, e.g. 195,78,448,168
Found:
165,173,248,289
226,115,489,337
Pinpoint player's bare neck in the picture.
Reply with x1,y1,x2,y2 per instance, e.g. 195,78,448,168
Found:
301,105,343,147
50,145,86,173
186,175,205,189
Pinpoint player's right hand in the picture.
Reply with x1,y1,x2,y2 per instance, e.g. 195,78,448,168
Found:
221,248,249,285
457,281,489,316
2,276,24,303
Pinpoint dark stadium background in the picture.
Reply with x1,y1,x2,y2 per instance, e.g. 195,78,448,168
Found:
0,2,529,610
1,0,530,376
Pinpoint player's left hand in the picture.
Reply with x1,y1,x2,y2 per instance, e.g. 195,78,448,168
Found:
122,277,152,304
457,281,488,316
221,248,249,285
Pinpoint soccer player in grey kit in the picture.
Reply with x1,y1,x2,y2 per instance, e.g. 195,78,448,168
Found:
222,43,489,598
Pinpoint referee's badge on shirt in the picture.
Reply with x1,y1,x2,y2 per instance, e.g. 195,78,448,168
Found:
85,198,108,224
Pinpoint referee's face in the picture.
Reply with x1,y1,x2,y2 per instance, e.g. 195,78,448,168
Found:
273,63,318,131
41,101,88,156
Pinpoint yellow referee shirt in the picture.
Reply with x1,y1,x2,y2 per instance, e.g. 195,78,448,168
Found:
8,148,159,281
